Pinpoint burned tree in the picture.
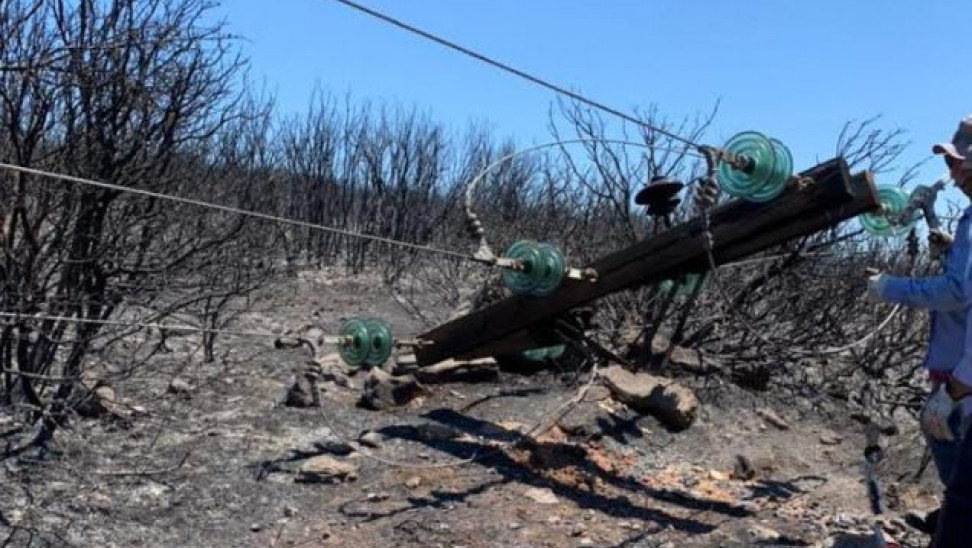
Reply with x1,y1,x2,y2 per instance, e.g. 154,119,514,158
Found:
0,0,259,450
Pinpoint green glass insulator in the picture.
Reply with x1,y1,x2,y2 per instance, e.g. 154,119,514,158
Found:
364,318,393,366
337,317,371,366
718,132,793,202
501,240,543,295
545,344,565,359
747,138,793,202
659,273,706,296
681,273,706,295
860,185,916,236
521,347,549,362
718,131,776,199
530,243,566,297
521,344,566,362
658,278,675,294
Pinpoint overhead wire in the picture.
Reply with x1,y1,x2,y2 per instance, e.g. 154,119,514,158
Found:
323,0,704,150
0,159,896,357
0,139,707,278
0,310,285,340
0,161,472,262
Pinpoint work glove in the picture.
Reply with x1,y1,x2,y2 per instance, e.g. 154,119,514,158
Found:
864,273,889,304
928,229,954,260
920,383,957,442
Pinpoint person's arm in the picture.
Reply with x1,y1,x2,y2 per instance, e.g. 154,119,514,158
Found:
881,222,972,310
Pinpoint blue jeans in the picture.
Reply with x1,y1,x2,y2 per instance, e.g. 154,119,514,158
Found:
931,418,972,547
928,409,965,485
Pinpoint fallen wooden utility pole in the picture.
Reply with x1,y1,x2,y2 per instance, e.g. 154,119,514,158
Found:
415,158,880,366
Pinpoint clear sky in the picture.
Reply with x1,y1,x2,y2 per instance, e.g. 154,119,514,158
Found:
212,0,972,200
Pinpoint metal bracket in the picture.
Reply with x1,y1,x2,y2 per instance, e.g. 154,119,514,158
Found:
565,267,598,282
791,175,815,191
395,338,434,349
493,256,521,269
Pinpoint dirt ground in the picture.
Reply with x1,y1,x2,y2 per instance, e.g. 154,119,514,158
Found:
0,268,944,547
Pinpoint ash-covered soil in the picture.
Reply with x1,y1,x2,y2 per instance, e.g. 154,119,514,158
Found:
0,268,943,547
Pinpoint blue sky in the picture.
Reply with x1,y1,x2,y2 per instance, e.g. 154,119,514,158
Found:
212,1,972,201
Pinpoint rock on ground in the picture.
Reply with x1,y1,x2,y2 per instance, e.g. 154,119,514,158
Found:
601,366,699,431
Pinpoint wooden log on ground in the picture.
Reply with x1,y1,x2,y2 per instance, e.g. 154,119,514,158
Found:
415,158,879,366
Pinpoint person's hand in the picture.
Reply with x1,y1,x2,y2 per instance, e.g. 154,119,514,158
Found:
864,273,889,303
929,229,954,259
921,384,957,442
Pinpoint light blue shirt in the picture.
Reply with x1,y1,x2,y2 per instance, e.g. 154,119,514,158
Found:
881,206,972,414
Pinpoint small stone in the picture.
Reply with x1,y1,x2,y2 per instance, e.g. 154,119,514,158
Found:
405,476,422,489
523,487,559,505
571,525,586,536
76,382,119,418
709,470,729,481
732,454,777,481
250,523,263,532
547,515,561,524
315,439,355,456
168,377,194,394
582,385,612,402
88,492,112,508
508,522,522,530
361,368,430,409
295,456,359,483
747,526,780,542
358,431,383,448
557,406,603,438
283,506,297,518
601,366,699,431
756,408,790,430
819,431,843,446
580,538,594,546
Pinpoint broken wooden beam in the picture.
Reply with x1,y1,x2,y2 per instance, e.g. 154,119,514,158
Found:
415,158,879,365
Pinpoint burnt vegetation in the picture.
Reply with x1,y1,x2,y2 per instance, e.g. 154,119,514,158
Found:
0,1,945,546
